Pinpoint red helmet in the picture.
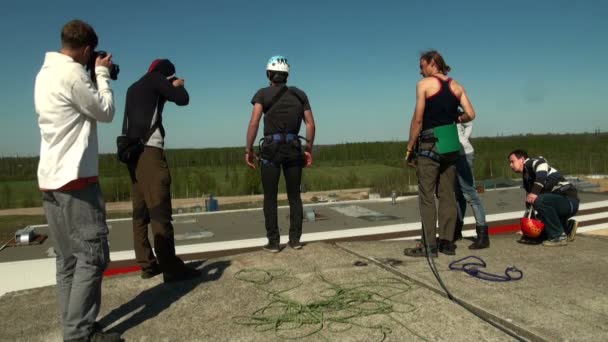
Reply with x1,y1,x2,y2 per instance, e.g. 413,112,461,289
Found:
520,217,545,238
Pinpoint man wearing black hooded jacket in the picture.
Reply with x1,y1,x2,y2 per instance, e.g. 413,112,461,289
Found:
123,59,200,282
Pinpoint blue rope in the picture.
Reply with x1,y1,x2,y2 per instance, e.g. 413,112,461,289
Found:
448,256,523,282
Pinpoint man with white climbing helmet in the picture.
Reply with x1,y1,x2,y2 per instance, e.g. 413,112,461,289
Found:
245,55,316,252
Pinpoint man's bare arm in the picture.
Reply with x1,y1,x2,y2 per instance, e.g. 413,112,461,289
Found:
303,109,315,151
246,104,263,152
407,81,426,151
457,84,476,123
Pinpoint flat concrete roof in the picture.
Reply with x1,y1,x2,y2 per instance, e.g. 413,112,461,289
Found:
1,188,607,263
1,233,607,341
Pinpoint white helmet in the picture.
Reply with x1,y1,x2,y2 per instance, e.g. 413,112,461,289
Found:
266,55,290,73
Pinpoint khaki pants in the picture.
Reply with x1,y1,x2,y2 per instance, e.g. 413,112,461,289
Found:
416,142,458,247
128,147,184,273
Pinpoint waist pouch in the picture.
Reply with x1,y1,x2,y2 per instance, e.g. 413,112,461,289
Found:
116,135,144,164
416,124,460,163
432,123,460,154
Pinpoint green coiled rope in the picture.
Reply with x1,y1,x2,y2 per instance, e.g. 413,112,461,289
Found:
232,268,427,341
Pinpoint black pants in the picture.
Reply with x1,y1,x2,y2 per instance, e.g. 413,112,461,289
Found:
261,158,303,244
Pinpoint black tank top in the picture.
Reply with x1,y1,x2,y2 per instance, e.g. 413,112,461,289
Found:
422,77,460,131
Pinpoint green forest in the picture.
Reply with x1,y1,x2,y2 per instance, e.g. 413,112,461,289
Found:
0,133,606,209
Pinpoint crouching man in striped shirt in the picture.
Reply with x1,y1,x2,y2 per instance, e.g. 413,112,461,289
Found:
508,149,579,246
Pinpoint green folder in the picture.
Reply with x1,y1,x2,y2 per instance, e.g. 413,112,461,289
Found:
433,124,460,154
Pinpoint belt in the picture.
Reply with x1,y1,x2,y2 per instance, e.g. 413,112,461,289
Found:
418,150,441,163
552,183,575,193
266,133,298,142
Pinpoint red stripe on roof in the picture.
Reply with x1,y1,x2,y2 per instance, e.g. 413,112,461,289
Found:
104,265,140,277
101,223,522,278
489,224,520,235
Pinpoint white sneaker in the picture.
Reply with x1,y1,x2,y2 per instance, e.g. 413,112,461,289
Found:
566,219,578,242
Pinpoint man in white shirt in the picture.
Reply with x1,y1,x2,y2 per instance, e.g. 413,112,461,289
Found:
454,121,489,249
34,19,120,342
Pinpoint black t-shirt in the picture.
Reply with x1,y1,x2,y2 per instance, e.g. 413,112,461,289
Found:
251,85,311,135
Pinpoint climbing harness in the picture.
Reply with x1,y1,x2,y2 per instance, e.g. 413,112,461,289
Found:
416,124,460,163
258,133,308,167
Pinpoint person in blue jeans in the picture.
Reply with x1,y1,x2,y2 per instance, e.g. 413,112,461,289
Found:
454,121,489,249
508,149,579,246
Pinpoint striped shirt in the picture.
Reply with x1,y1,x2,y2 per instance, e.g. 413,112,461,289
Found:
522,157,576,198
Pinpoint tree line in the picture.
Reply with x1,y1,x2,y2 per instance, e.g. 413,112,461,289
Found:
0,133,606,208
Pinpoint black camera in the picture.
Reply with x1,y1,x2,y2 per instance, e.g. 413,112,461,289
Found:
86,50,120,83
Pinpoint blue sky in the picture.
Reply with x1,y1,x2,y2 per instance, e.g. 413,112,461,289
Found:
0,0,606,156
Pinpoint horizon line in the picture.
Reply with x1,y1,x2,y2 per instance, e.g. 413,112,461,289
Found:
1,131,605,158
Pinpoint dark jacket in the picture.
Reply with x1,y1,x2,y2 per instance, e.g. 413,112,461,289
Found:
123,72,189,139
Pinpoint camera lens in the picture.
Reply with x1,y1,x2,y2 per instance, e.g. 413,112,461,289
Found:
110,64,120,80
88,50,119,81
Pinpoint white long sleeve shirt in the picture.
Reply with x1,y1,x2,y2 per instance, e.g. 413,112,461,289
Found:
457,121,474,155
34,52,115,189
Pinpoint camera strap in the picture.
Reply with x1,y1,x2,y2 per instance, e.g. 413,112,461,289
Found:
264,85,291,136
259,85,288,140
264,85,289,113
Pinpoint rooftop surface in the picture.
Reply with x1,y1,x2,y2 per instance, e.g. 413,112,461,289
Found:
1,188,607,341
1,234,607,341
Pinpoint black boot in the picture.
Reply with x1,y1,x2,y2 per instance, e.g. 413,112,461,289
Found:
469,225,489,250
453,220,464,241
438,239,456,255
